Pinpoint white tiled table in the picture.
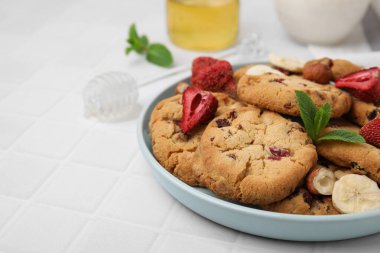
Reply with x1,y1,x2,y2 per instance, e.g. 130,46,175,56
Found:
0,0,379,252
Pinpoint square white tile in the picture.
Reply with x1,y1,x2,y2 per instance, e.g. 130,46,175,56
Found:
37,163,118,212
44,93,93,126
0,87,63,116
24,64,92,92
0,115,34,150
70,130,138,171
127,151,154,178
0,197,21,229
71,218,157,253
153,232,231,253
0,152,57,198
0,205,86,253
166,204,238,242
15,121,87,158
100,176,174,227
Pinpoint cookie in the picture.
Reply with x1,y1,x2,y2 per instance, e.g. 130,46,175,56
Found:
237,73,352,117
347,97,380,126
331,59,363,80
149,93,246,186
262,188,340,215
316,119,380,183
197,107,317,205
233,64,254,83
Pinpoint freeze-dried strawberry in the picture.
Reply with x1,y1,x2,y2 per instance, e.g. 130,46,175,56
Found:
180,86,218,133
335,67,380,103
268,146,290,160
192,57,218,77
191,58,236,92
359,117,380,148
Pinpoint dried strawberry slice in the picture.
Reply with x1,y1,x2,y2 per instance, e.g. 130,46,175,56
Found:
191,56,236,94
192,57,218,77
180,86,218,133
268,146,290,160
335,67,380,103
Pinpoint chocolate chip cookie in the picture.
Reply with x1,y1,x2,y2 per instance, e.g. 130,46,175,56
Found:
197,107,317,205
347,98,380,126
316,119,380,183
150,93,246,186
237,73,352,117
261,188,340,215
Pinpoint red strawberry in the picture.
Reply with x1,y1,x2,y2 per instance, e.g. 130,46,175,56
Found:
359,117,380,148
335,67,380,103
192,57,218,77
191,60,235,92
180,86,218,133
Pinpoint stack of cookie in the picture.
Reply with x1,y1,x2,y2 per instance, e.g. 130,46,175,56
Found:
149,55,380,215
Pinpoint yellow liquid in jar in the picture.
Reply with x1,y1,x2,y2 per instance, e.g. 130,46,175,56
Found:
167,0,239,51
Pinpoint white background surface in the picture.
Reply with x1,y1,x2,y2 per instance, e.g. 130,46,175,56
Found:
0,0,379,252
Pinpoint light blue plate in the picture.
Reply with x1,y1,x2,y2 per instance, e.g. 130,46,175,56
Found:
137,65,380,241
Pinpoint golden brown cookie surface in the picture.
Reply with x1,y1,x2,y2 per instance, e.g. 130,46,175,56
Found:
348,98,380,126
262,188,340,215
149,93,246,186
198,107,317,205
237,73,352,117
317,120,380,183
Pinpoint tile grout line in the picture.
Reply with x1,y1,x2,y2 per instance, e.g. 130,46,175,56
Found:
63,149,140,253
0,117,97,241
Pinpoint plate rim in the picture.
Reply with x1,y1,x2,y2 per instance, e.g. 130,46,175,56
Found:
137,63,380,224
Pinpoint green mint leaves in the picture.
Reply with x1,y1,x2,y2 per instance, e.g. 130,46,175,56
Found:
126,24,173,68
295,91,365,144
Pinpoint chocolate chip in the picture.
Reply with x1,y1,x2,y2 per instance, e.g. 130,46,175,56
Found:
367,109,380,121
350,161,367,175
226,154,237,160
302,191,313,206
228,110,237,119
284,102,293,109
216,118,230,128
317,92,325,100
237,124,243,130
270,78,286,84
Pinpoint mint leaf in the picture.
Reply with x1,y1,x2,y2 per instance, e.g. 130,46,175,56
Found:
129,24,139,42
295,91,318,140
146,43,173,67
317,130,365,143
314,103,332,137
125,24,174,68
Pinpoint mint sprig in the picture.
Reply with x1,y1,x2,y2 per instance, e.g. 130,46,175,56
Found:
126,24,173,68
295,91,365,143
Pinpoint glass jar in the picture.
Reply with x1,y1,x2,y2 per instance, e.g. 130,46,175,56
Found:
167,0,239,51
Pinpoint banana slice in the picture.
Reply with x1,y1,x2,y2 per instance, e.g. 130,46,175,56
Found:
332,174,380,214
245,65,284,76
268,53,305,73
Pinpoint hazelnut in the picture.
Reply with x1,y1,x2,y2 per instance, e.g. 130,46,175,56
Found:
303,58,334,84
175,82,189,94
306,166,336,195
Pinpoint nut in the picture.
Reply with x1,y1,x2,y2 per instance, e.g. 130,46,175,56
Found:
175,82,190,94
306,166,336,195
303,58,334,84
